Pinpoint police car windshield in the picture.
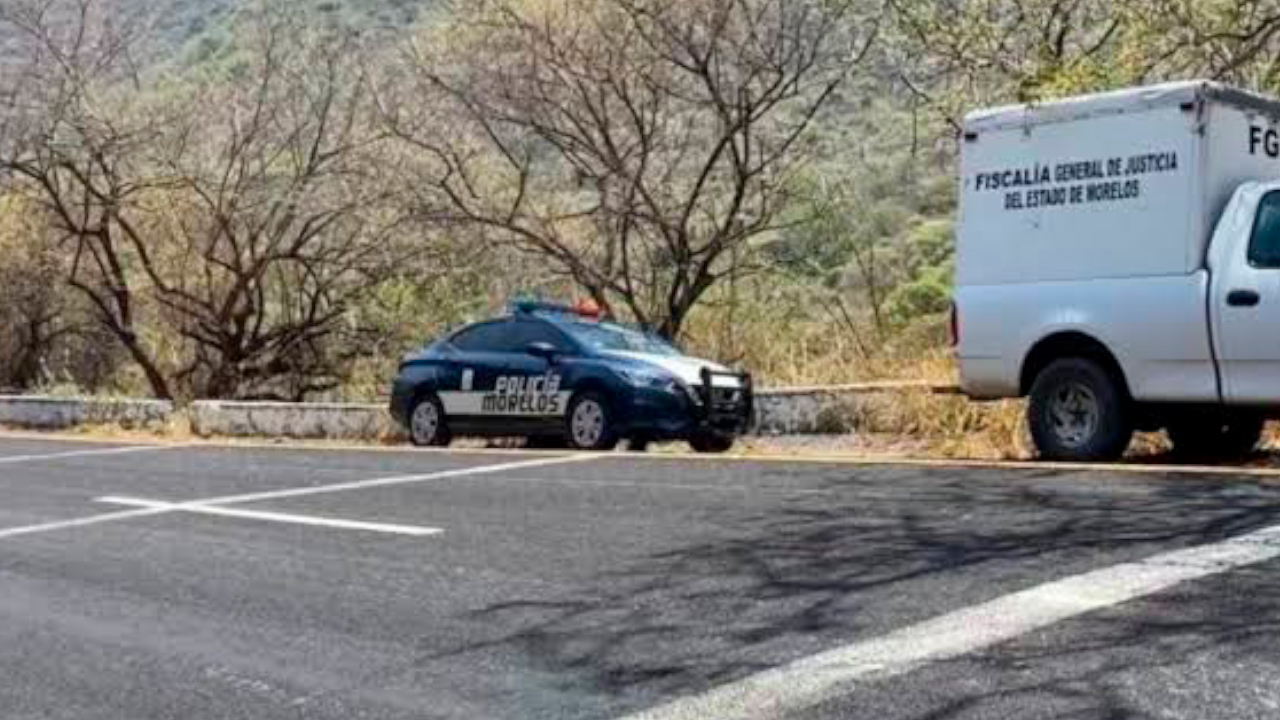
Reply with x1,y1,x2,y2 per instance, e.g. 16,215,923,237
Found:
561,321,681,356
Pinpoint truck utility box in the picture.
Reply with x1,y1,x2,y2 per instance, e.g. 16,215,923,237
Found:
959,81,1280,285
955,81,1280,462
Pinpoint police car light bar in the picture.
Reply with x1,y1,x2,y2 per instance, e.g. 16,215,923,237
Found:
510,298,603,320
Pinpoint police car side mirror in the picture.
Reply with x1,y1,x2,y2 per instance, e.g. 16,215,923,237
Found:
525,342,559,362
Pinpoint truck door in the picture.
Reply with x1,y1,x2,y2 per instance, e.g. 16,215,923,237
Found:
1212,187,1280,404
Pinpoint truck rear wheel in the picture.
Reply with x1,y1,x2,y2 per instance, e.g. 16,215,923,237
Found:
1166,414,1263,461
1028,358,1133,462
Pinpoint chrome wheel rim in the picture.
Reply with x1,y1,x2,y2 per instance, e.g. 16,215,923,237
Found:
571,399,605,447
1048,382,1099,449
411,401,440,445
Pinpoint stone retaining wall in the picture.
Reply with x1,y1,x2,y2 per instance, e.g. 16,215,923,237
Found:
189,401,398,440
0,382,958,439
0,395,174,430
753,382,957,435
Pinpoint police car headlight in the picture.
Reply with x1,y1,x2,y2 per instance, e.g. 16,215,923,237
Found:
616,367,680,393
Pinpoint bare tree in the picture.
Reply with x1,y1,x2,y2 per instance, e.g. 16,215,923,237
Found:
0,0,174,397
0,196,69,388
888,0,1280,121
382,0,878,338
145,12,410,401
0,0,413,400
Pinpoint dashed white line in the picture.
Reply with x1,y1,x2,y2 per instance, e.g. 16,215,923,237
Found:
616,523,1280,720
97,497,443,537
0,444,180,465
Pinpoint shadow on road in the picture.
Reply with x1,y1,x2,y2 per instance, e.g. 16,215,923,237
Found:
857,564,1280,720
428,466,1280,713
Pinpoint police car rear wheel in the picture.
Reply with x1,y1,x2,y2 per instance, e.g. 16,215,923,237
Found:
409,394,452,447
566,392,618,450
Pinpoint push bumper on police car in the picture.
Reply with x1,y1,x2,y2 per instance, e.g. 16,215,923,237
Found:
610,367,754,441
693,367,754,434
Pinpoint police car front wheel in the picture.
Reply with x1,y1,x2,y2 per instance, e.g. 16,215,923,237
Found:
566,392,619,451
409,393,452,447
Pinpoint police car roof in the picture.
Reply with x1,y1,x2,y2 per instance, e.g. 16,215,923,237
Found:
512,299,568,314
505,300,668,339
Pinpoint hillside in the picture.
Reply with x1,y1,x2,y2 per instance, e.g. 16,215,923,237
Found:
114,0,433,63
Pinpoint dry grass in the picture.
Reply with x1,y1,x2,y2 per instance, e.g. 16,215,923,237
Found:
857,391,1028,460
710,319,1032,459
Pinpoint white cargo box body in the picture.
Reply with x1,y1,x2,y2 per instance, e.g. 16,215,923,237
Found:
958,81,1280,286
956,81,1280,403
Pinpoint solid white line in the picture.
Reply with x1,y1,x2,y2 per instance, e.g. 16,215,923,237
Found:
0,453,597,542
97,497,443,537
618,523,1280,720
185,453,601,507
0,444,179,465
0,508,173,540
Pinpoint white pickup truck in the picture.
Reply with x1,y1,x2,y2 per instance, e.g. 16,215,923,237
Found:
955,81,1280,461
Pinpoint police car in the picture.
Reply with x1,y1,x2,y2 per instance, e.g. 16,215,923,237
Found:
389,301,753,452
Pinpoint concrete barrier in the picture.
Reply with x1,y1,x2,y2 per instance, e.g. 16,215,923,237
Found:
753,382,958,435
188,382,959,440
0,395,174,430
0,382,959,439
190,401,400,441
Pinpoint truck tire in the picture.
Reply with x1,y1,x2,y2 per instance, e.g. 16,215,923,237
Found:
1028,358,1132,462
1166,414,1263,461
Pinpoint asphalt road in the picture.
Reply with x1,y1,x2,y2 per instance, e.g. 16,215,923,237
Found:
1,436,1279,719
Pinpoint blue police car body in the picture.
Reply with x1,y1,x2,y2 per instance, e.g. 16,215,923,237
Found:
389,302,753,452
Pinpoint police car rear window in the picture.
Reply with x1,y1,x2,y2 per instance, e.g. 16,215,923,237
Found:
450,321,517,352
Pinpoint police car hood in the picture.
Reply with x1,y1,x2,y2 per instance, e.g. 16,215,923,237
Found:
601,351,743,388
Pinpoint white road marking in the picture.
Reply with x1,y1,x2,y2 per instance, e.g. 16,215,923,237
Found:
477,475,843,496
618,523,1280,720
97,497,443,537
0,453,597,541
0,444,179,465
0,508,173,540
176,453,601,507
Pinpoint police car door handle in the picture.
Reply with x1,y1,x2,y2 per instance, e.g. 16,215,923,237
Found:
1227,289,1261,307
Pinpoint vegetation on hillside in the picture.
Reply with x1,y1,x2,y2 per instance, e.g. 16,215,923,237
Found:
1,0,1279,404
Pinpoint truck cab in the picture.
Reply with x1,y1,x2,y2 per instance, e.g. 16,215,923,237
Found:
956,81,1280,461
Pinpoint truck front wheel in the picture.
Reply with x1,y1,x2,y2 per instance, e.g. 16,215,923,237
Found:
1028,358,1133,462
